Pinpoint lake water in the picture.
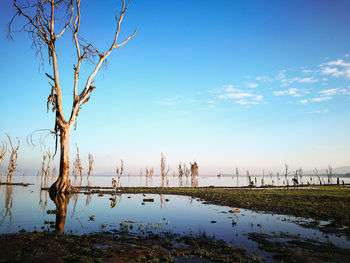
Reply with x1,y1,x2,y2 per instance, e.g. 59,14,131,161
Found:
1,174,350,259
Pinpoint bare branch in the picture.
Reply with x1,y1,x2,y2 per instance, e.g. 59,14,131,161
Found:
56,0,74,38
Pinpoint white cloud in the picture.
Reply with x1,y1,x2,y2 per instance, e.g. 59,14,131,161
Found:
211,85,243,94
158,97,179,105
253,95,263,101
235,99,258,105
300,99,308,104
273,88,302,97
245,82,259,88
318,88,339,96
326,59,350,67
208,104,223,111
299,77,317,83
216,84,263,105
321,67,343,77
255,75,273,82
302,69,313,73
320,59,350,79
308,109,329,114
276,69,287,80
219,92,254,99
319,87,350,96
310,96,332,102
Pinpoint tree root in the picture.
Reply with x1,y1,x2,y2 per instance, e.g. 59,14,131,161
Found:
49,178,72,194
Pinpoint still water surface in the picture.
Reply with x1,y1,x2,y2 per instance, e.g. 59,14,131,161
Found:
1,175,349,256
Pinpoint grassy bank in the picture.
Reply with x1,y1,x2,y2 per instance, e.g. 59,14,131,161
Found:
94,186,350,230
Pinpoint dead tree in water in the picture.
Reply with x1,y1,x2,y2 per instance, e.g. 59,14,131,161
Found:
73,145,82,179
284,163,289,186
44,151,52,186
51,167,57,180
325,165,333,184
178,162,185,178
6,135,20,182
0,141,7,182
161,153,170,177
0,141,7,166
190,161,198,177
160,153,170,187
9,0,136,194
190,161,199,187
87,153,93,179
116,159,124,179
313,168,322,185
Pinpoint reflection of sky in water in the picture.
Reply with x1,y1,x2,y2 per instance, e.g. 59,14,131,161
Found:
1,175,349,255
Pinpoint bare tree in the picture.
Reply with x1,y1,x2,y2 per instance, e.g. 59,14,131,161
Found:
284,163,289,186
190,161,198,177
313,168,322,185
0,141,7,182
44,151,52,186
0,141,7,165
87,153,93,179
9,0,136,194
325,165,333,184
235,167,239,186
116,159,124,179
52,166,57,180
73,144,82,179
160,153,170,179
6,135,20,182
178,162,184,178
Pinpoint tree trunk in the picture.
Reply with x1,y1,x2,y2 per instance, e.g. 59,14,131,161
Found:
49,127,71,194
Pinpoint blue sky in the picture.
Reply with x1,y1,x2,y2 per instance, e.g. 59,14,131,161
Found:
0,0,349,175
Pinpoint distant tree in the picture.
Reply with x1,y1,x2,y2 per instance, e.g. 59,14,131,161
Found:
9,0,136,194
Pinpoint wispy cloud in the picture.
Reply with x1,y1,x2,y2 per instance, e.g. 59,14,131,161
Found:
273,88,303,97
302,69,313,73
310,96,332,102
308,109,329,114
210,85,242,94
174,110,190,115
320,59,350,79
318,87,350,96
158,97,179,105
255,75,273,82
235,99,259,105
216,84,263,105
280,76,317,87
299,77,317,83
219,92,254,99
244,82,259,88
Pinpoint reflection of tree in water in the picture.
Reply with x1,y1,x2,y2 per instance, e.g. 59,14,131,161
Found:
110,193,122,208
110,196,117,208
159,194,165,208
0,184,14,225
5,185,13,222
49,192,70,232
0,170,3,193
85,178,91,207
71,193,79,218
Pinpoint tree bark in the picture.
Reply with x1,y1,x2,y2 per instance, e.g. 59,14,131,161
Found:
49,127,71,194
